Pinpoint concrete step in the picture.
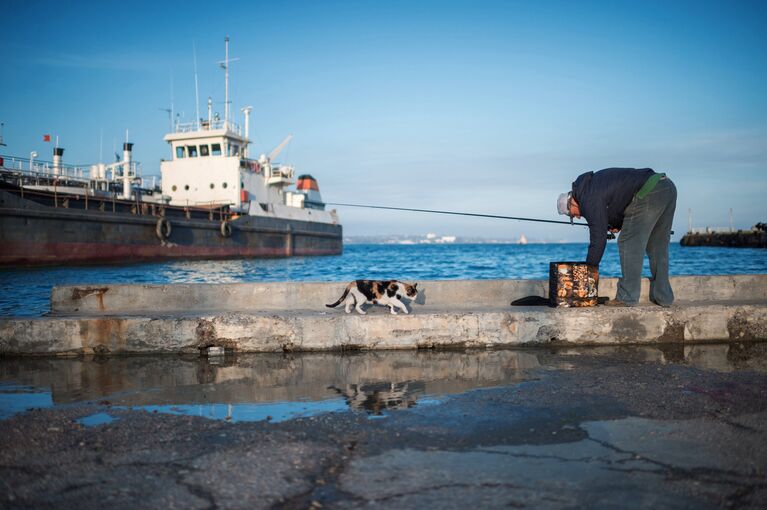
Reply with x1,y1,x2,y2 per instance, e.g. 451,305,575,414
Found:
2,300,765,356
49,275,767,315
2,275,765,355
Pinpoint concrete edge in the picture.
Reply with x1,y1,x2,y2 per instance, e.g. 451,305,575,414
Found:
2,302,766,356
49,274,767,315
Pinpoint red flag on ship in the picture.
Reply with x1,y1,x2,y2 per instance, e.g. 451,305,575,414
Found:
43,134,51,142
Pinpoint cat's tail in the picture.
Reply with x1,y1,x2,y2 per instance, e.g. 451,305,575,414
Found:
326,284,352,308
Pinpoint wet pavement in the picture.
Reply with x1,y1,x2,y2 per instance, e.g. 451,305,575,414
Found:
1,343,766,509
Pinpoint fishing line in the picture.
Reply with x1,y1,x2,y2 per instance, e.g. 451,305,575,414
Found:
325,202,589,227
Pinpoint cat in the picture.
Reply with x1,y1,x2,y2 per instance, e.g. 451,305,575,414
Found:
326,280,419,315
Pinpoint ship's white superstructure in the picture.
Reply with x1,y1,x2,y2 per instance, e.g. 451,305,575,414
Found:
160,121,335,224
160,37,337,225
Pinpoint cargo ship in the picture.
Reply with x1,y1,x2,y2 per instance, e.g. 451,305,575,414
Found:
0,40,342,267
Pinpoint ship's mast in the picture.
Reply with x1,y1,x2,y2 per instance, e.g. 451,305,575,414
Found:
225,37,229,129
193,43,200,130
220,37,230,130
218,36,239,132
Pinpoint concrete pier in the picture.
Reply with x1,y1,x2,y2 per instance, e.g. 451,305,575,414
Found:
1,275,766,355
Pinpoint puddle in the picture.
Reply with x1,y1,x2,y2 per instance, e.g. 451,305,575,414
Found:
77,412,117,427
0,343,765,422
0,350,537,421
0,383,53,419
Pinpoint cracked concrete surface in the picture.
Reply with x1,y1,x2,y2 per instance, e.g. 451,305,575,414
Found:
336,414,767,509
1,344,766,509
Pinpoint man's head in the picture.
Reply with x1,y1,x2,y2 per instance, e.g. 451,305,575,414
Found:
556,192,581,219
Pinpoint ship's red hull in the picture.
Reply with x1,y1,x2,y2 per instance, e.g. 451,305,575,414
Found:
0,240,341,266
0,182,343,267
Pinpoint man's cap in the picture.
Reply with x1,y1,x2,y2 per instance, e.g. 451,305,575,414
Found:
557,192,570,216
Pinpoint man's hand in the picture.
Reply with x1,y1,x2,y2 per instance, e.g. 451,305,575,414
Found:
608,228,620,233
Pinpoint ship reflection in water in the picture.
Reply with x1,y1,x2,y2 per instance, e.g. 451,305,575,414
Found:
1,345,766,422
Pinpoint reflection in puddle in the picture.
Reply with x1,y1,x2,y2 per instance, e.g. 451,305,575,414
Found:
0,343,764,422
329,382,424,415
0,350,537,421
124,400,350,423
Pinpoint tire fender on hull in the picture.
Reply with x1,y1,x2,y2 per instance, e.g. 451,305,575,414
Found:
156,218,172,239
220,220,232,238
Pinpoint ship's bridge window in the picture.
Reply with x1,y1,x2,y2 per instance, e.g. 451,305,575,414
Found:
211,143,222,156
176,146,185,159
228,144,240,157
200,144,210,157
187,145,198,158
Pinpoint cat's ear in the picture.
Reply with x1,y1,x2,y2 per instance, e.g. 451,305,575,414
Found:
414,283,418,289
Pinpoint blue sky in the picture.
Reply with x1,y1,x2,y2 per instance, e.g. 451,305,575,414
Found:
2,0,765,240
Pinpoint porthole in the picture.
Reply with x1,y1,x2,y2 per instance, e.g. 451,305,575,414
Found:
184,185,189,191
210,183,215,189
171,185,177,192
222,182,228,189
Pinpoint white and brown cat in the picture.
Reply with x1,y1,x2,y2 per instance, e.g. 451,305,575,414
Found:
326,280,419,315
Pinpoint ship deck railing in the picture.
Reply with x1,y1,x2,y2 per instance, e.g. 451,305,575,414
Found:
174,119,242,136
2,183,236,221
1,154,93,182
1,155,147,187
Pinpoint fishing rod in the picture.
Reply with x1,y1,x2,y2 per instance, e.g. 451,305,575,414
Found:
325,202,589,227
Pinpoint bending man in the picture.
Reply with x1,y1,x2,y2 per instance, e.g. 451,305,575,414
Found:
557,168,677,306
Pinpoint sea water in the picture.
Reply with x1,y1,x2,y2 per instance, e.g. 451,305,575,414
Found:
1,243,765,316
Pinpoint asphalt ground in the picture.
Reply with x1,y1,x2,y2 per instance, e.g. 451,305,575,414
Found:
1,343,766,509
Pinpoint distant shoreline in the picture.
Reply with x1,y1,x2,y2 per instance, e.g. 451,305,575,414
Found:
344,236,568,246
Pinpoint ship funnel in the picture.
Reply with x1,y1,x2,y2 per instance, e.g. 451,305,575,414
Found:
296,174,325,209
122,142,134,199
53,147,64,176
123,142,133,163
241,106,252,157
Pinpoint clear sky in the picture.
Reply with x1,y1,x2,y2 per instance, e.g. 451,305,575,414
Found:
2,0,765,241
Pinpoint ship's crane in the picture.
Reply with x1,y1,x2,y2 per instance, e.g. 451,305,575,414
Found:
259,134,295,187
267,134,293,161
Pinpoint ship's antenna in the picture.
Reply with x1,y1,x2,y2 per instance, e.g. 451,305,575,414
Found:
161,68,175,146
193,42,200,130
170,68,175,131
223,37,229,129
218,36,239,131
99,128,103,163
159,107,172,132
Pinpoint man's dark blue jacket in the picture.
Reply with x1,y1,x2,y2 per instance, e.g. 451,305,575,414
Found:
571,167,656,267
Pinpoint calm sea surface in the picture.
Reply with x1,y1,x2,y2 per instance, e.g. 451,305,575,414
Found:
1,243,766,316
